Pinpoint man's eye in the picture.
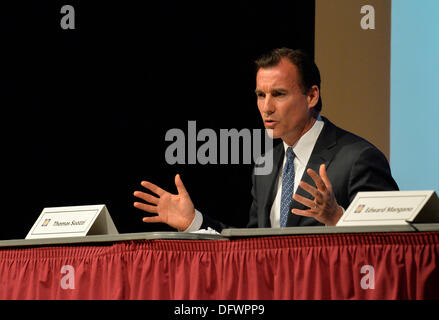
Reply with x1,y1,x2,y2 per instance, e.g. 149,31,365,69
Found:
256,92,265,98
272,91,285,97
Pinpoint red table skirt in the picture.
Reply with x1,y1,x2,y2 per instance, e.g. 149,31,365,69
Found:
1,232,438,299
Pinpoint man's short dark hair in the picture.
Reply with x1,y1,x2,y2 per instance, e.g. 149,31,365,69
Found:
255,48,322,113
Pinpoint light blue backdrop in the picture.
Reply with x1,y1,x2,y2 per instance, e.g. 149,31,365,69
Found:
391,0,439,193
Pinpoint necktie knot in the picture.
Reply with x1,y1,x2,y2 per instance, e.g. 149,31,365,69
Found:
286,147,294,161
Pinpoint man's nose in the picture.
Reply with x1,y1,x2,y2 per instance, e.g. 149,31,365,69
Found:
261,95,275,114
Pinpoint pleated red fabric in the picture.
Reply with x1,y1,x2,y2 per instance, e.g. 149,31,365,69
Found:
0,232,438,299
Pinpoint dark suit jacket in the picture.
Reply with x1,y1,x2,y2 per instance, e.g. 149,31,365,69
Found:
202,117,399,231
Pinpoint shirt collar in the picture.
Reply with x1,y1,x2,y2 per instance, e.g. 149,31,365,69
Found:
283,115,324,165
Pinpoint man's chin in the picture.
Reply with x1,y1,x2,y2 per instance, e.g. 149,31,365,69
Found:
264,128,281,139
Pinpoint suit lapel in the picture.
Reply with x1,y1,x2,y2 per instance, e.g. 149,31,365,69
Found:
286,117,337,226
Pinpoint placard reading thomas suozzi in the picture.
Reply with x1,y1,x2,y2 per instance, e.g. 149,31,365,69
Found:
26,205,118,239
337,190,439,226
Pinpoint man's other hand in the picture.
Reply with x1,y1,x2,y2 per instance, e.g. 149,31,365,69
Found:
133,174,195,231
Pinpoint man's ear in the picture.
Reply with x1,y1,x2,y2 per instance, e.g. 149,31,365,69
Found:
306,85,320,109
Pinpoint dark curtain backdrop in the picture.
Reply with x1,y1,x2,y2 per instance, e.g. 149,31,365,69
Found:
1,1,315,240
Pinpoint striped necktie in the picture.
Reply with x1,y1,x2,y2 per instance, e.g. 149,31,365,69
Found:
280,147,295,227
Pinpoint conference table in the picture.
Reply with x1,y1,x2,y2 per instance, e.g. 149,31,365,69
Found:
1,224,438,300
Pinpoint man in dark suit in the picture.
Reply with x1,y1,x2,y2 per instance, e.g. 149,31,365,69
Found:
133,48,398,231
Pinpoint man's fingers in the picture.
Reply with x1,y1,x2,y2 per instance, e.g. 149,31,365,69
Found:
133,191,159,205
298,181,322,202
319,164,333,192
142,216,163,223
140,180,166,196
306,168,327,191
133,201,158,214
291,208,314,218
175,174,188,196
293,193,316,210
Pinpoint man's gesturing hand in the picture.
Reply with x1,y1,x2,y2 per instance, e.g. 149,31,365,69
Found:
133,174,195,231
292,164,343,226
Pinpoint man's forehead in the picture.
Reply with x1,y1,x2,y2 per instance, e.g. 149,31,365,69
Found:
256,59,299,90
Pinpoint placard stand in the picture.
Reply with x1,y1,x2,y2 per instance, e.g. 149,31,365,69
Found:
25,205,118,239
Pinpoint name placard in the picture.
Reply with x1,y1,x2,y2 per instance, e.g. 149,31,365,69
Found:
337,190,439,226
25,205,118,239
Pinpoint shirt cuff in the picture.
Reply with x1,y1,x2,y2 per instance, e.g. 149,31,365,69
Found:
332,206,345,226
182,209,203,232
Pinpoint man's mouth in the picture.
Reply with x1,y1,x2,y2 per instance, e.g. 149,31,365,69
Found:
264,119,278,128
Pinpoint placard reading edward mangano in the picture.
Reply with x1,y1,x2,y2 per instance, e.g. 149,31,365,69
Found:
337,190,439,226
26,205,118,239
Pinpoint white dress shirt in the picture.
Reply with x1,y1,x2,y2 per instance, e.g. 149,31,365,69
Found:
185,116,324,232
